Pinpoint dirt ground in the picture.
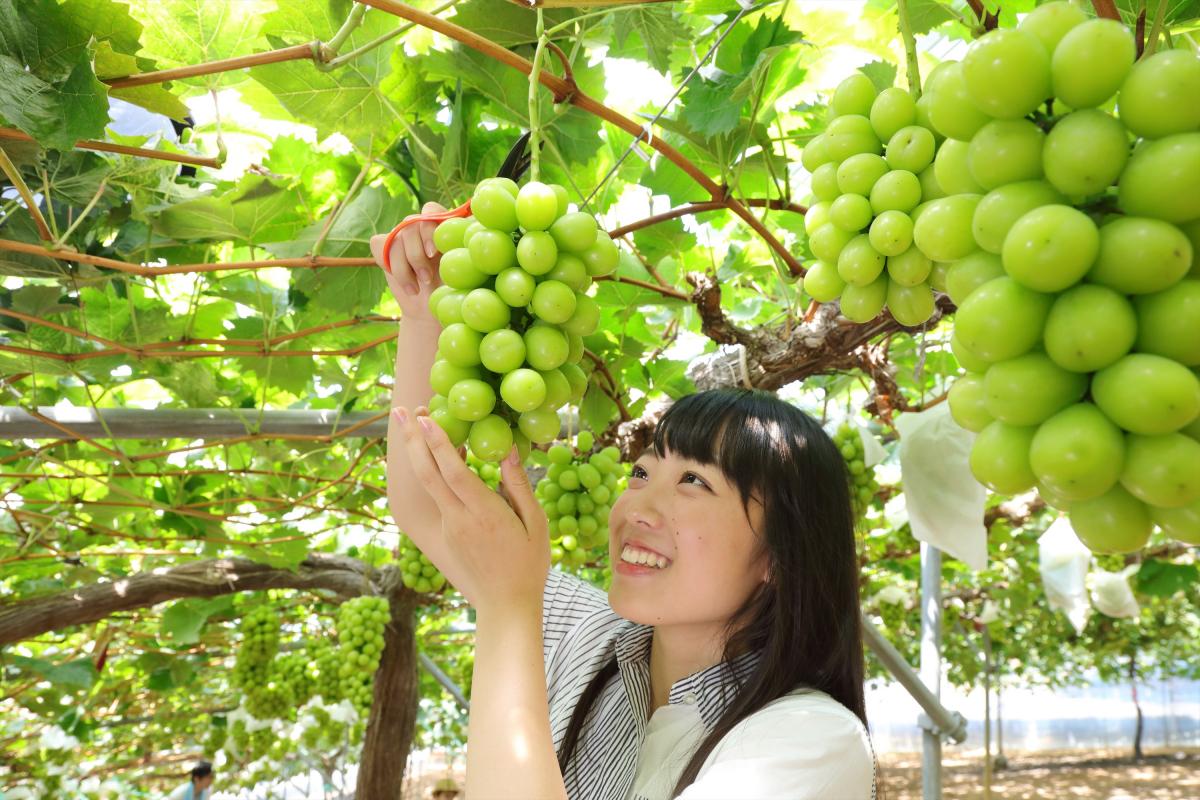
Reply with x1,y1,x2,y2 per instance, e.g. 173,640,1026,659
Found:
878,747,1200,799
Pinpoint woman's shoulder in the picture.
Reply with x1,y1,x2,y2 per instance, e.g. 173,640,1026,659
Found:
686,689,875,798
714,687,872,759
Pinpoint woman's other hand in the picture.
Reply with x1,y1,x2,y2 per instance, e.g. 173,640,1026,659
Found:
369,201,446,321
393,406,550,613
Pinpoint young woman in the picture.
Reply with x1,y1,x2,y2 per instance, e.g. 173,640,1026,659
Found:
371,208,875,799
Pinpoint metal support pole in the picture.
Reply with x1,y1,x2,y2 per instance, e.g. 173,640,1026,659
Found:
860,617,967,744
419,651,469,711
920,543,943,800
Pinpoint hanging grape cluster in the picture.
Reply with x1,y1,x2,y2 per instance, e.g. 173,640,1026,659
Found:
801,73,945,325
397,533,447,594
925,3,1200,553
833,422,879,525
534,431,627,569
425,178,616,462
231,605,286,719
335,595,390,715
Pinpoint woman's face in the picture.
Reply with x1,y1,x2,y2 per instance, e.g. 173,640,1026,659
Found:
607,447,768,630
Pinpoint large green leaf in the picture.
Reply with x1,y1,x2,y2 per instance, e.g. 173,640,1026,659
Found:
611,4,689,73
154,175,307,246
251,0,407,139
129,0,273,85
267,185,412,314
94,43,190,121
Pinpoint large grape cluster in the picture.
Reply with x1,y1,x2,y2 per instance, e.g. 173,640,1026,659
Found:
801,74,945,325
335,595,390,715
833,422,879,524
932,3,1200,553
397,533,446,594
425,178,616,462
535,431,627,569
231,605,279,694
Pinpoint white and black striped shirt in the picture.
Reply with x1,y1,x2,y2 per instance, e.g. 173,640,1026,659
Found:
542,567,876,800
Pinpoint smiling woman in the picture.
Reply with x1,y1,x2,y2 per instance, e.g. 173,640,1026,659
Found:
377,203,874,799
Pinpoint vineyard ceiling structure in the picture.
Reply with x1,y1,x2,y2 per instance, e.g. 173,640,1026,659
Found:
3,0,1200,796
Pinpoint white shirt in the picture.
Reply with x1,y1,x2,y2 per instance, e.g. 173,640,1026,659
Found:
542,567,875,800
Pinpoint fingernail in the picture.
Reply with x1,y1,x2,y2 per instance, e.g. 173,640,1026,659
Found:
425,241,437,259
418,416,434,434
393,407,408,424
418,269,431,285
506,446,520,466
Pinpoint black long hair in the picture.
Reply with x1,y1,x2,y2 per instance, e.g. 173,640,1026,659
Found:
555,389,867,796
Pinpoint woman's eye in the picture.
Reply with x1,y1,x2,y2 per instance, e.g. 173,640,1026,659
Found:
630,464,648,479
682,472,709,489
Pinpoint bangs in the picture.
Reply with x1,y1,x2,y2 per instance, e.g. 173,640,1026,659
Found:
652,390,802,510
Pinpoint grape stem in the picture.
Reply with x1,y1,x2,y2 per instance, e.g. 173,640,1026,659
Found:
527,8,547,182
1144,0,1169,58
896,0,922,97
1090,0,1121,21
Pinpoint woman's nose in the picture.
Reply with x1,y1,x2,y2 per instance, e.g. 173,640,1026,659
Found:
622,488,665,530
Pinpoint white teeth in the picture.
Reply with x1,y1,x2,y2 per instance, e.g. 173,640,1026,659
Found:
620,545,669,569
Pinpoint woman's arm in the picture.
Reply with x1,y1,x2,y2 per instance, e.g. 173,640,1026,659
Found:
471,602,567,800
395,410,567,800
370,206,480,602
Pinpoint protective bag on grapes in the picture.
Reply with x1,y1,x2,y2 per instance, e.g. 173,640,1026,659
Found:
1090,565,1140,620
895,403,987,570
1037,517,1092,635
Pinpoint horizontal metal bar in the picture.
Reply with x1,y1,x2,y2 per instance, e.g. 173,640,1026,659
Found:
0,406,387,439
861,613,968,744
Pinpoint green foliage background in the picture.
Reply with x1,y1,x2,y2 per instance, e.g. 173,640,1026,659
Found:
1,0,1198,796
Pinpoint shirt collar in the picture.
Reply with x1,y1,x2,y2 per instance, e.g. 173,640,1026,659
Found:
612,620,762,730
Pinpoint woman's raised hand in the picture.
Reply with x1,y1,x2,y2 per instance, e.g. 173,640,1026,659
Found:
369,201,446,320
392,406,550,613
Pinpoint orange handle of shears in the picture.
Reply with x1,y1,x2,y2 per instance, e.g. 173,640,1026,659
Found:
381,200,472,273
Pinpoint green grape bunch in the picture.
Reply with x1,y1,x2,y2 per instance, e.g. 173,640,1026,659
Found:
336,595,390,715
425,178,617,462
926,2,1200,554
533,430,627,570
833,422,879,523
801,72,946,326
397,533,447,594
231,605,279,694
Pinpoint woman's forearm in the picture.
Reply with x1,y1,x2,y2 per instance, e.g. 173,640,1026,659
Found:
468,602,568,800
386,317,444,543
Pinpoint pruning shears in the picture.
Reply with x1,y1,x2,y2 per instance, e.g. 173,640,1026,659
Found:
381,132,534,273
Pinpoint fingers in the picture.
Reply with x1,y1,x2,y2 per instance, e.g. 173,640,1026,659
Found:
394,408,463,513
403,228,435,288
419,201,446,264
417,413,491,505
370,230,419,296
500,447,548,538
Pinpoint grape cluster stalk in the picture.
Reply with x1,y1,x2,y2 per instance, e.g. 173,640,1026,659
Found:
905,2,1200,553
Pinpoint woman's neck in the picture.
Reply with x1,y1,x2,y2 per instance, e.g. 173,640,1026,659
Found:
647,623,728,715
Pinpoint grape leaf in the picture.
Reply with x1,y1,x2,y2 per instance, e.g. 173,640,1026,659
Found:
611,4,688,74
859,60,897,92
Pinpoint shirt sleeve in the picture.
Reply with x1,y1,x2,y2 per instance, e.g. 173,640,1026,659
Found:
677,696,875,800
541,565,609,662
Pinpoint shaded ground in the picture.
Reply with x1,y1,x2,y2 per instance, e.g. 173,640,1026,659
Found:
878,747,1200,799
